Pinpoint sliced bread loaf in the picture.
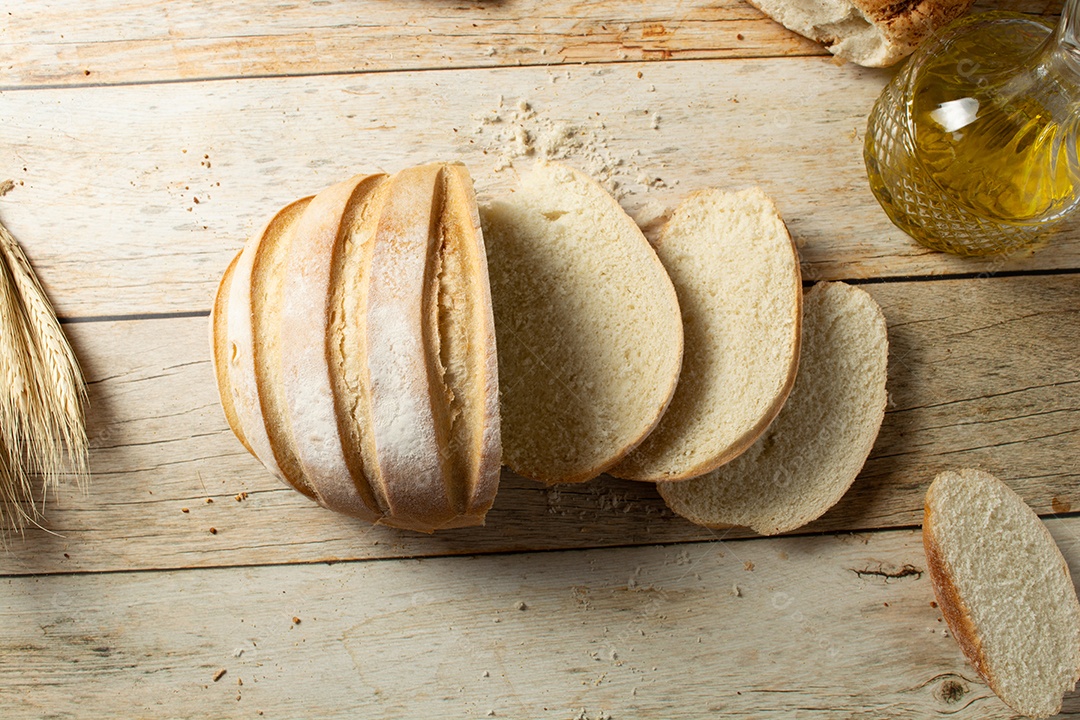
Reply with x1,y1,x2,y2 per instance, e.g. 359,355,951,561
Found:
924,469,1080,719
212,163,501,532
481,161,683,484
612,187,801,482
658,281,887,535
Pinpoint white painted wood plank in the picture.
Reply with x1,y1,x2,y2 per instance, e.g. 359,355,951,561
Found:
2,58,1078,319
6,520,1079,718
0,273,1074,575
0,0,1060,87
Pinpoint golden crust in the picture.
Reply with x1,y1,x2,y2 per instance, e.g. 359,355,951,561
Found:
922,490,994,685
214,163,501,533
210,251,254,457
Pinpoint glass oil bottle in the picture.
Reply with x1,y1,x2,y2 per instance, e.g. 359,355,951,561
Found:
864,0,1080,256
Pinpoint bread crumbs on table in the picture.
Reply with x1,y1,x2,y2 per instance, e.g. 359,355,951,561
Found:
744,560,755,571
181,507,189,513
292,617,301,625
209,527,217,535
213,668,227,682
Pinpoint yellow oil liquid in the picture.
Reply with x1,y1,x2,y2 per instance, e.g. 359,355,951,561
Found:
865,12,1080,256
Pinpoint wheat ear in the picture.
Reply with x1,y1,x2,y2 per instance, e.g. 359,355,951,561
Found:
0,217,88,537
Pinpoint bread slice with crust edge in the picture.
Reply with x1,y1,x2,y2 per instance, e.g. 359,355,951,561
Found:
923,469,1080,719
658,281,887,535
481,160,683,485
611,187,802,482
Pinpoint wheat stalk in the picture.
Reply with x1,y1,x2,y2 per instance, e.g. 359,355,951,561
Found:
0,217,88,537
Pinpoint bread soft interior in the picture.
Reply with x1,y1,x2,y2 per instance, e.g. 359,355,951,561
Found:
748,0,887,66
659,282,887,534
613,187,801,481
481,161,682,484
926,469,1080,719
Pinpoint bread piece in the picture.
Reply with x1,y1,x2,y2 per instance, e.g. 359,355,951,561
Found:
924,469,1080,719
658,281,887,535
748,0,974,67
365,164,501,531
280,173,389,522
481,161,683,484
429,164,502,522
612,188,801,482
209,250,253,457
224,196,316,498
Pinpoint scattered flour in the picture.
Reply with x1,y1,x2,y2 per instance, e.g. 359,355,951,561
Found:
469,96,660,202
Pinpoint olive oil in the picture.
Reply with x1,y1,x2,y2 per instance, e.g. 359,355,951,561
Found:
865,10,1080,256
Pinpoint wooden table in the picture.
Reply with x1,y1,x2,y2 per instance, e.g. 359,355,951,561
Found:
2,1,1078,717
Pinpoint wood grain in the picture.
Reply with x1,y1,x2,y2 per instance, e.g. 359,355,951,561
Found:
5,520,1080,718
0,273,1074,576
1,0,1063,88
2,58,1078,320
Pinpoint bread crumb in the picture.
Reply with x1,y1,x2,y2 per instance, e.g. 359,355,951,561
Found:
181,508,189,513
213,668,227,682
744,561,755,571
292,617,301,625
0,179,14,197
482,670,490,678
731,583,742,597
209,527,218,535
516,601,528,611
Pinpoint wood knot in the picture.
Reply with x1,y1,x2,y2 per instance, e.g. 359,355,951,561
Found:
936,677,968,704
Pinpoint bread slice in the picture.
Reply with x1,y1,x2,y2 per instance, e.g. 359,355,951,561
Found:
481,161,683,484
224,196,316,498
611,188,801,482
364,163,502,531
924,469,1080,719
748,0,974,67
209,250,253,457
280,173,389,523
427,164,502,523
658,281,887,535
